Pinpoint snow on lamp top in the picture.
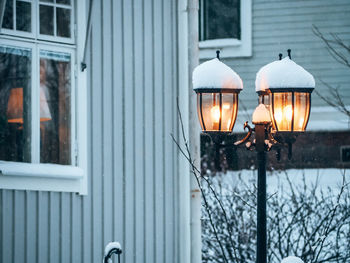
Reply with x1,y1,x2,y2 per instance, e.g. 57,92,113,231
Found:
192,58,243,91
255,57,315,92
252,104,271,124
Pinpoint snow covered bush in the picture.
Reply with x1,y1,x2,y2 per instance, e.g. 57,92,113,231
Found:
201,171,350,263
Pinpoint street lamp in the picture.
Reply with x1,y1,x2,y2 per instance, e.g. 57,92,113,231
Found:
256,50,314,133
193,50,315,263
193,51,243,133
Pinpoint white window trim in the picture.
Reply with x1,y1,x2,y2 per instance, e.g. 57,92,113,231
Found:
0,0,37,39
36,1,75,45
1,0,75,45
0,0,88,195
199,0,252,59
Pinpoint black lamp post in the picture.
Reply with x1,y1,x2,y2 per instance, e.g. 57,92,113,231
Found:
193,50,315,263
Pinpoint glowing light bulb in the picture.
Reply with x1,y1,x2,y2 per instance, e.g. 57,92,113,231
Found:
274,108,282,123
223,103,230,110
284,105,293,121
211,105,221,123
298,117,304,129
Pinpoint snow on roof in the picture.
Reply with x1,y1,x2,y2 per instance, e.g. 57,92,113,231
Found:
192,58,243,91
104,242,122,256
255,57,315,92
252,104,271,124
281,256,304,263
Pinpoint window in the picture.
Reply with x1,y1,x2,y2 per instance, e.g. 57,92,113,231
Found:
199,0,240,41
0,0,87,194
198,0,252,59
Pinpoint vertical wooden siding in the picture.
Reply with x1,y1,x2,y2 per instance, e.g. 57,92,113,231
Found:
0,0,179,262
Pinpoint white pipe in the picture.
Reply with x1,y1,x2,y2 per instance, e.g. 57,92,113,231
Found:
187,0,201,263
177,0,191,262
178,0,201,262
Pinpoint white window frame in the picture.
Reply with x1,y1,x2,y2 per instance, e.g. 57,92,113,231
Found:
199,0,252,59
0,0,87,194
1,0,74,44
0,0,37,39
36,0,75,45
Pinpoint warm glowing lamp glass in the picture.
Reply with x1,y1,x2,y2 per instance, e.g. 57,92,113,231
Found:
196,90,239,132
269,90,311,132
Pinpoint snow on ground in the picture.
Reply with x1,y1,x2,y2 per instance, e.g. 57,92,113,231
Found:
281,256,304,263
213,168,349,195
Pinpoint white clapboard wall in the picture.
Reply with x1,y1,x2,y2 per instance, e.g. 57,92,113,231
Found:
0,0,180,262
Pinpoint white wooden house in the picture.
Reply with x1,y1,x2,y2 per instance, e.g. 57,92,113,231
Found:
0,0,349,262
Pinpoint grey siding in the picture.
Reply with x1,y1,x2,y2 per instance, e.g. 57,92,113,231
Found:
227,0,350,122
0,0,179,263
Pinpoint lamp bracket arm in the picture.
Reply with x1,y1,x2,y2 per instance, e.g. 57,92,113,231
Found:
268,130,286,146
234,121,253,146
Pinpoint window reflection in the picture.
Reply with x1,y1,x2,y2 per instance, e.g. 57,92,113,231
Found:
1,0,32,32
39,4,54,35
0,45,31,162
57,8,71,38
2,0,14,29
199,0,241,41
16,1,32,32
40,50,71,165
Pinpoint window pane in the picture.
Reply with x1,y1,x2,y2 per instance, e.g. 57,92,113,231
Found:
0,45,31,162
40,0,53,2
56,8,71,38
56,0,70,5
39,4,54,35
200,0,240,41
40,50,71,165
2,0,14,29
16,1,31,32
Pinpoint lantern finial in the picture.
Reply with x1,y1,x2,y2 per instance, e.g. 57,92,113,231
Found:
216,50,220,60
287,49,291,59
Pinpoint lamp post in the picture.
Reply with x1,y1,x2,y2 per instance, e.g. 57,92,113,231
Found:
192,50,315,263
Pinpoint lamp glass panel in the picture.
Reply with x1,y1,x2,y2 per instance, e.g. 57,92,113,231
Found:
293,92,310,131
271,92,293,131
0,45,31,162
40,50,71,165
197,92,237,132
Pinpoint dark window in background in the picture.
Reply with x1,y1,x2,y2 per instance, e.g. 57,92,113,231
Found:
199,0,241,41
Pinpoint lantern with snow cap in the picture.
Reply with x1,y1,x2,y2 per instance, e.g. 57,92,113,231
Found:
255,50,315,132
192,51,243,132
